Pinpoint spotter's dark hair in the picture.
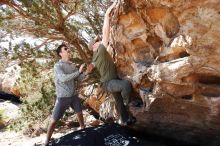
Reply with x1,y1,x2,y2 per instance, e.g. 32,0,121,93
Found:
56,44,67,57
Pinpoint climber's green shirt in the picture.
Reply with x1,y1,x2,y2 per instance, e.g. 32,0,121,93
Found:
92,44,117,82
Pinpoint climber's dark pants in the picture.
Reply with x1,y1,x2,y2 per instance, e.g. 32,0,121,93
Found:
102,79,131,123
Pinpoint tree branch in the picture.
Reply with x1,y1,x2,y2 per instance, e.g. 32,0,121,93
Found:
63,1,79,21
63,9,75,21
85,15,100,35
51,0,65,30
33,39,56,50
7,1,55,29
0,14,18,20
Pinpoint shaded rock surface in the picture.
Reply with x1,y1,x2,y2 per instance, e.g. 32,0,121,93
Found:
51,124,140,146
0,91,21,103
85,0,220,145
43,123,190,146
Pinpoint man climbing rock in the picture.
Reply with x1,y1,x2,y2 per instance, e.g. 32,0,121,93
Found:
86,1,136,126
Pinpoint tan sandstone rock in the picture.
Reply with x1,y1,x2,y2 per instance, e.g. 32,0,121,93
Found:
87,0,220,145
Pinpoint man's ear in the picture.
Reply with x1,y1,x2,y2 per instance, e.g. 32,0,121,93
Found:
59,51,62,57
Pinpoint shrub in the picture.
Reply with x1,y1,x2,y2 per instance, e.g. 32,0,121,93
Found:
10,60,56,132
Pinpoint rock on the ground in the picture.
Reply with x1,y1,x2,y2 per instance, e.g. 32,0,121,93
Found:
0,61,21,96
0,101,20,123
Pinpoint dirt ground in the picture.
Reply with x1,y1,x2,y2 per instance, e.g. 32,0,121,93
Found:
0,101,101,146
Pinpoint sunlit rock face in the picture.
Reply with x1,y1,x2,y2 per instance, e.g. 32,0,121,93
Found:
0,61,21,96
106,0,220,145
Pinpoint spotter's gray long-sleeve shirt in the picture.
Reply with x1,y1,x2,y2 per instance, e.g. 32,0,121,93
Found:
54,60,85,98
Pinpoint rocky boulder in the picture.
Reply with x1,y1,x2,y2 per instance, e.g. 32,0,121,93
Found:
86,0,220,145
0,61,21,96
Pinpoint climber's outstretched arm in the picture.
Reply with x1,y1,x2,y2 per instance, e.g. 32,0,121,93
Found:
101,1,117,48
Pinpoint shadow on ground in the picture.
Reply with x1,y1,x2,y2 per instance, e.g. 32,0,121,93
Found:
47,123,194,146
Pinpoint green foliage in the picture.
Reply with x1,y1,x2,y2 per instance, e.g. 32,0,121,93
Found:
22,81,55,124
9,51,56,131
0,0,111,61
0,0,112,131
0,109,4,122
11,73,55,131
0,62,5,72
0,109,7,129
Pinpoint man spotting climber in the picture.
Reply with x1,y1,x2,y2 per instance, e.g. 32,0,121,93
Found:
86,1,136,126
44,44,86,146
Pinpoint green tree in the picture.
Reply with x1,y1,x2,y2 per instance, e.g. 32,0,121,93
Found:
0,0,111,131
0,0,110,61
